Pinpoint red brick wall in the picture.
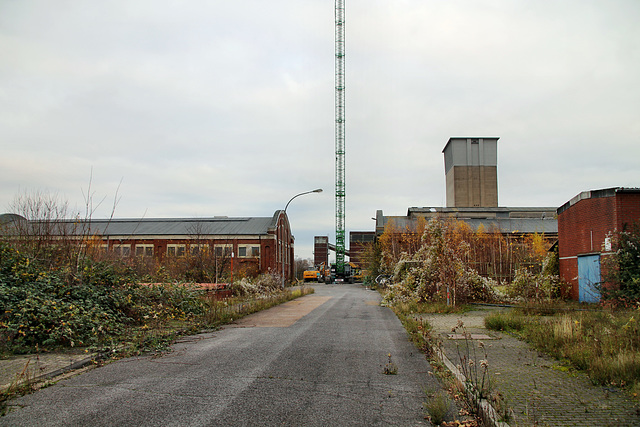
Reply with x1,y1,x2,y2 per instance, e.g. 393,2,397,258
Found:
616,193,640,231
100,236,278,278
558,191,640,300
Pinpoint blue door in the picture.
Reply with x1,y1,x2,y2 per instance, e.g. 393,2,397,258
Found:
577,254,601,303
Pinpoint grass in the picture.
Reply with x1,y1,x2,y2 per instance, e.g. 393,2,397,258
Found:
424,390,451,425
1,360,38,416
393,300,474,315
389,305,432,353
485,305,640,399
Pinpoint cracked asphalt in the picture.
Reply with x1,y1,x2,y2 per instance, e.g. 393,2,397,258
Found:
2,284,442,426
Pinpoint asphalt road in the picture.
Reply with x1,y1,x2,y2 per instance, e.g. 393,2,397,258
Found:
3,284,438,426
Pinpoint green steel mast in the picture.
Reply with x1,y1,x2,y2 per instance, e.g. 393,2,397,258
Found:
334,0,346,274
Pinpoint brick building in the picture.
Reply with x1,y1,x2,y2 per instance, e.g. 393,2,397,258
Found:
1,210,295,282
313,236,330,267
557,188,640,302
349,231,376,268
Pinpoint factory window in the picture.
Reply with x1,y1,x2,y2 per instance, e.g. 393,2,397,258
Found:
215,245,233,257
238,245,260,258
113,244,131,257
135,245,154,257
190,244,209,256
167,244,186,257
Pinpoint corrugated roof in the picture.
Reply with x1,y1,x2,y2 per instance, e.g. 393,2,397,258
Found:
378,215,557,235
81,214,279,237
463,218,557,234
0,212,283,238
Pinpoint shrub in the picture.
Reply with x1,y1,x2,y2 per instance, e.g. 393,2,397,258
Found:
602,222,640,303
0,242,207,353
507,255,568,303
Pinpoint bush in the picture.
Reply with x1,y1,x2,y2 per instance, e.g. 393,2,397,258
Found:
0,242,207,354
506,254,568,303
602,222,640,303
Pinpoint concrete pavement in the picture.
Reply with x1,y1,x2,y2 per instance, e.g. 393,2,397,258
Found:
422,307,640,427
1,350,100,395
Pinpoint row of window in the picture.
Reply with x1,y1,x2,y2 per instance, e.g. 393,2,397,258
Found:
106,244,260,258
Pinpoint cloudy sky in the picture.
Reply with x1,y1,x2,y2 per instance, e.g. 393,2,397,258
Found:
2,1,639,260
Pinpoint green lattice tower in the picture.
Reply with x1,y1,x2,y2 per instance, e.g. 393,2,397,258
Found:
335,0,346,274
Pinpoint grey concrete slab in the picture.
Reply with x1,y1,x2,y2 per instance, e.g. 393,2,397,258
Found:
423,308,640,427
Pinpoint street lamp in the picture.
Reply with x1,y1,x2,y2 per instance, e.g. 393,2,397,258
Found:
281,188,323,288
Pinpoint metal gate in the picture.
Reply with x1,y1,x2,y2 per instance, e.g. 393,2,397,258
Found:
577,254,601,303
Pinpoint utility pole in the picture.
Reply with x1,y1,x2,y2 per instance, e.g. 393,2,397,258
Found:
335,0,346,276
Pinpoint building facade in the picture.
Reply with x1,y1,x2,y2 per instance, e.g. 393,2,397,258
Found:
557,188,640,302
349,231,376,268
1,210,296,283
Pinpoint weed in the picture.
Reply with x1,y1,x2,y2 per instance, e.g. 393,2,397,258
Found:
424,390,451,425
201,286,314,328
0,360,37,416
452,322,492,405
383,353,398,375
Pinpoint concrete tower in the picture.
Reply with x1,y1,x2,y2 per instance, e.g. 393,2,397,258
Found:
443,137,499,208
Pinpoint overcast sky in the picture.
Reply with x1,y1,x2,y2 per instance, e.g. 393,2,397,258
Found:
2,1,639,260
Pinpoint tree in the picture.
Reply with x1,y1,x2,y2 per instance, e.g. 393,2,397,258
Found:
4,189,82,272
294,258,312,281
602,222,640,303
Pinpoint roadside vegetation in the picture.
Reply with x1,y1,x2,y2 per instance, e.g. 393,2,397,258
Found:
0,240,312,357
0,190,313,358
367,216,565,307
365,216,640,417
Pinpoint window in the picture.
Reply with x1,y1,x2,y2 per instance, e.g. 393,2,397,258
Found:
167,244,186,257
135,245,154,257
238,245,260,258
113,244,131,257
214,245,233,257
190,244,209,255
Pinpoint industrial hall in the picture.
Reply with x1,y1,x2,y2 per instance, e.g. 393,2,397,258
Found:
0,210,296,282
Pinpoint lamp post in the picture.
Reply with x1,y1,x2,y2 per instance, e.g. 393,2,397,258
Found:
281,188,323,288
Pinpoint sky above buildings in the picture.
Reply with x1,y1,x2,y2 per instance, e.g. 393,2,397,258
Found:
2,1,639,260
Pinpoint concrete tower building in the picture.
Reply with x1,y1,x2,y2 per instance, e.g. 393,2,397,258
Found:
443,137,499,208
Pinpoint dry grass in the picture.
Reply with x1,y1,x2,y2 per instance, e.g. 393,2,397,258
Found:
485,306,640,398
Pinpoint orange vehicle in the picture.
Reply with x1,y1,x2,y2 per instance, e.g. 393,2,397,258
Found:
303,263,331,283
303,268,320,282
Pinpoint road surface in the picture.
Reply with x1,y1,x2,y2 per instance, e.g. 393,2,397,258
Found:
3,284,439,426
